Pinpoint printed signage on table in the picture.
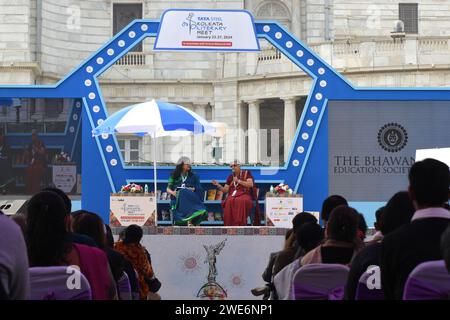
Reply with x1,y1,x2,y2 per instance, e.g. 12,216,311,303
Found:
154,9,260,52
265,196,303,228
110,195,156,227
52,164,77,193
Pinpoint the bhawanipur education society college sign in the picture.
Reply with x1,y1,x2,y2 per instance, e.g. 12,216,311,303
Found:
154,9,260,51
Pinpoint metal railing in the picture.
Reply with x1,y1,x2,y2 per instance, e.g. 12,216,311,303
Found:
115,52,146,66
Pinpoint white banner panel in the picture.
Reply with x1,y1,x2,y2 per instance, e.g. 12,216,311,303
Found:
265,196,303,228
52,164,77,193
154,9,259,52
415,147,450,167
110,195,156,227
139,233,284,299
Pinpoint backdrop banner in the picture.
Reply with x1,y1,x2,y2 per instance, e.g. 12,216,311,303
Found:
154,9,259,52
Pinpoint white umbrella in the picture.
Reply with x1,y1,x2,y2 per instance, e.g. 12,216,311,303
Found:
92,99,215,215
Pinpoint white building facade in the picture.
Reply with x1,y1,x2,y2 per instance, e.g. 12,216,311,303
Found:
2,0,450,165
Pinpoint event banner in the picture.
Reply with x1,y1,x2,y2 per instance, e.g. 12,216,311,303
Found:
110,195,156,227
328,100,450,201
154,9,259,51
52,164,77,193
265,195,303,228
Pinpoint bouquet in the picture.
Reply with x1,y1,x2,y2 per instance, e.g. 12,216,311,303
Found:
120,183,143,193
54,152,71,163
271,183,293,196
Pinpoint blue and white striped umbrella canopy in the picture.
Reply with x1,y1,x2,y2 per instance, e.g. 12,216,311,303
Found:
92,99,215,137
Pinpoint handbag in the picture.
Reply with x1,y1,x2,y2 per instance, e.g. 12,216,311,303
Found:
144,276,162,293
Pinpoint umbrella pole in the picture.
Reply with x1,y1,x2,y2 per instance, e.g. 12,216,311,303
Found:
153,133,158,225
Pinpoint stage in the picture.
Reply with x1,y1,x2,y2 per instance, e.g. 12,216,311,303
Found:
112,226,287,300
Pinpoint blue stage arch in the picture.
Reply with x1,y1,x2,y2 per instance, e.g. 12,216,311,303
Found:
1,11,450,223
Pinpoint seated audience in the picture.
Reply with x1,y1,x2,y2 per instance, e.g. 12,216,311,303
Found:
273,222,324,300
42,187,97,247
114,225,155,300
442,224,450,273
104,224,139,296
345,191,415,300
381,159,450,300
71,210,128,283
272,212,318,276
296,222,325,256
252,229,294,299
26,191,117,300
262,229,294,285
321,195,348,224
0,214,29,299
301,205,361,266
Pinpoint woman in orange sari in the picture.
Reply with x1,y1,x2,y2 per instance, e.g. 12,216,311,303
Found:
114,225,155,300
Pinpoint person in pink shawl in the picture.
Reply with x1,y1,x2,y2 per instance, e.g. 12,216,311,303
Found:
25,191,117,300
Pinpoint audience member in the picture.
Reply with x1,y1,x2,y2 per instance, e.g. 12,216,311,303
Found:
71,210,127,283
345,191,415,299
42,187,97,247
321,195,348,223
104,224,139,296
301,205,361,265
272,212,318,276
273,222,324,300
381,159,450,299
26,191,117,300
262,229,293,284
114,225,155,300
251,229,295,299
0,214,29,299
296,222,325,256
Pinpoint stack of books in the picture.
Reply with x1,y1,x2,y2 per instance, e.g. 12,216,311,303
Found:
204,189,224,201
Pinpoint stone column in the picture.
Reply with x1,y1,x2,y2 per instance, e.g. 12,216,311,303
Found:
247,100,261,164
292,0,302,39
282,97,297,162
193,103,207,164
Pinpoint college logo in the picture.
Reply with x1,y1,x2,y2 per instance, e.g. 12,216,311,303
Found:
377,123,408,153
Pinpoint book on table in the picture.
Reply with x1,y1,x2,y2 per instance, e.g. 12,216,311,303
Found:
215,190,224,201
207,189,217,201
